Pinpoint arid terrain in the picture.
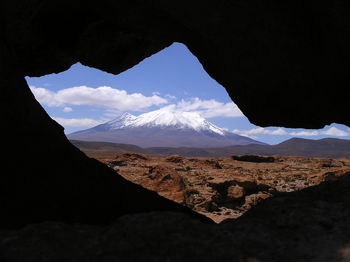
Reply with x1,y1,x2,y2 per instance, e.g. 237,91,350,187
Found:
93,153,350,223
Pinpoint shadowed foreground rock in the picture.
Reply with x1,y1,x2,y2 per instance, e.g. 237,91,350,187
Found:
1,175,349,262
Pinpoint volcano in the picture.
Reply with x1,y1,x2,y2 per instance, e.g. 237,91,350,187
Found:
67,109,265,148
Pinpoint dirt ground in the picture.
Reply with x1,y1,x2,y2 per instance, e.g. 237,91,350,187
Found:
96,153,350,223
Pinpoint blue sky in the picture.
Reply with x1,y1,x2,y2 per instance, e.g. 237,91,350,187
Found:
26,43,349,145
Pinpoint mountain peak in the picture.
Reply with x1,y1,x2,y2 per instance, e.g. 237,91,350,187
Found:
105,112,137,129
68,108,264,148
130,108,226,135
102,108,226,135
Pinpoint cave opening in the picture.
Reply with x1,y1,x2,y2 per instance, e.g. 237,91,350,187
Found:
4,2,350,260
25,42,350,223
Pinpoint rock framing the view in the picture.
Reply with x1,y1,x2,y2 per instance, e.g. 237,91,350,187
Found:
1,1,350,261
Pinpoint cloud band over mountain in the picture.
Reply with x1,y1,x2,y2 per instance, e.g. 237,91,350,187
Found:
29,85,245,119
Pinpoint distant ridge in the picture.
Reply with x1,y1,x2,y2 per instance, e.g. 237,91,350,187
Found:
71,137,350,159
70,140,149,158
147,138,350,158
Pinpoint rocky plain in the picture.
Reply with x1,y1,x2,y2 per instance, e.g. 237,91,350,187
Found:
96,153,350,223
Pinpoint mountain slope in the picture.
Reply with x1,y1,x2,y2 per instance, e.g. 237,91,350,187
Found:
146,138,350,158
68,109,264,148
70,138,350,159
70,140,149,158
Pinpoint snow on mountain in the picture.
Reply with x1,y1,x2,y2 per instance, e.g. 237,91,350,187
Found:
68,108,264,148
104,109,226,135
105,112,137,129
129,109,226,135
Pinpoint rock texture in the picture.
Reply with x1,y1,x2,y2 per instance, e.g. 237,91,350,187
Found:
1,1,350,261
104,153,350,223
2,1,350,127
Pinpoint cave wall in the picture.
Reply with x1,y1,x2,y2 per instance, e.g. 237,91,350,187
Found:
1,0,349,227
4,0,350,127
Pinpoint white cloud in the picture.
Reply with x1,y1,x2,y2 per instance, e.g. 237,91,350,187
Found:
63,107,73,112
30,85,244,119
165,94,177,100
289,130,319,136
268,128,289,135
232,127,288,136
30,85,168,111
29,86,63,106
52,117,103,127
103,109,125,118
321,127,349,137
232,126,349,138
167,97,244,118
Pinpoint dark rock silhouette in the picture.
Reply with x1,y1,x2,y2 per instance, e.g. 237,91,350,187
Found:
1,0,350,261
232,155,276,163
1,175,349,262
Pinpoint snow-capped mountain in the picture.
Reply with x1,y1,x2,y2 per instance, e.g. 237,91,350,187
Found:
101,110,225,135
102,113,137,130
68,109,265,148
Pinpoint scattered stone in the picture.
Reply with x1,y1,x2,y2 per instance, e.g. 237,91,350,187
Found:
107,160,127,167
166,155,183,163
227,185,245,199
99,154,350,223
123,153,148,160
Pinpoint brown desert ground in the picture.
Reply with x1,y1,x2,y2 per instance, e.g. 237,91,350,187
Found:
89,152,350,223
